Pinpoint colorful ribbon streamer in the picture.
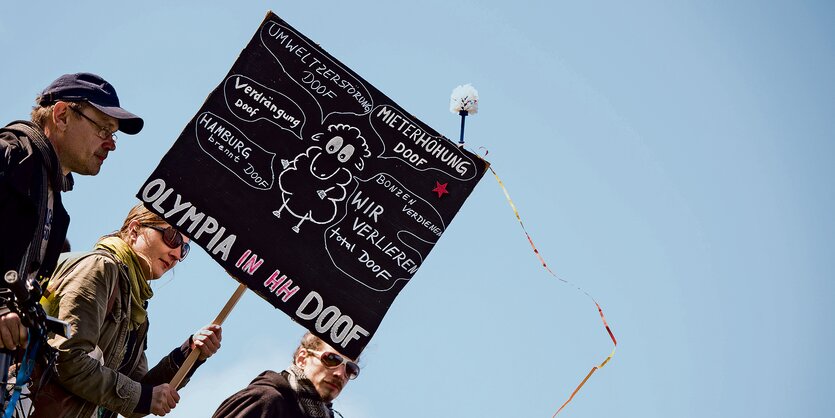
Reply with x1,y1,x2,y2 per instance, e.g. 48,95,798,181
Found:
487,165,617,416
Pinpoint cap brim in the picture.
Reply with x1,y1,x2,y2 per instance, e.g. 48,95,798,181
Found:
89,103,144,135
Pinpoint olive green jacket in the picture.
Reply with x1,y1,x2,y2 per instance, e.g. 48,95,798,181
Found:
42,250,190,418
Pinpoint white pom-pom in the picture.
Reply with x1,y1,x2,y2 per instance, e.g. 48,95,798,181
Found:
450,84,479,115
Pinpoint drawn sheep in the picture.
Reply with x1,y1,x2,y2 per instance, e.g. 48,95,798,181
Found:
272,124,371,233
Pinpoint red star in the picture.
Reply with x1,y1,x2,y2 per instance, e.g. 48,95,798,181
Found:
432,181,449,198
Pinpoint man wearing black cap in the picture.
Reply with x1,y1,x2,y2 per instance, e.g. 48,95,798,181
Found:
0,72,144,350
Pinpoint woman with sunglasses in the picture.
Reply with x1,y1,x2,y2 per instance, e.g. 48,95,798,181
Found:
33,203,222,418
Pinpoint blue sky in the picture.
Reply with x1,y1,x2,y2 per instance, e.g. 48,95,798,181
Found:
2,1,833,417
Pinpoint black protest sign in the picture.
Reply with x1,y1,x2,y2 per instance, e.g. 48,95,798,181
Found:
138,11,489,358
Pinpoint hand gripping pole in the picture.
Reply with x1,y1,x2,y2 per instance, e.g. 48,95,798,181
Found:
169,282,248,388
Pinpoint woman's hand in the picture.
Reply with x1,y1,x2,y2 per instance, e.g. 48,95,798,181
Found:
191,324,222,361
151,383,179,416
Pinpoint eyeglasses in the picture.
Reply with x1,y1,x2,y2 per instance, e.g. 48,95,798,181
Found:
69,106,117,141
305,349,360,380
141,223,190,260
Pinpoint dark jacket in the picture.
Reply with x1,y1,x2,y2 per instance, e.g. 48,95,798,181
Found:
0,121,71,283
213,370,319,418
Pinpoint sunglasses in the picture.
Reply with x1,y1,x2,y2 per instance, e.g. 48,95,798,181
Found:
141,223,190,260
306,349,360,380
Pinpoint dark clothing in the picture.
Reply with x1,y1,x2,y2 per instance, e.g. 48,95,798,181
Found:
213,370,331,418
0,121,72,284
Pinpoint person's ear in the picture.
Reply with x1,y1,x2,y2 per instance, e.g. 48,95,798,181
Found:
127,220,142,243
51,102,70,133
295,350,308,368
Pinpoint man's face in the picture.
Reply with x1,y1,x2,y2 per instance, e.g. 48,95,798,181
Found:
298,342,355,402
59,103,118,175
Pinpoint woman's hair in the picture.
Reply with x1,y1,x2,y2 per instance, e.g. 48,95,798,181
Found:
113,203,169,242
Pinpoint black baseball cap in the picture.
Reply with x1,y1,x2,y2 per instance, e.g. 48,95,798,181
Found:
38,72,144,135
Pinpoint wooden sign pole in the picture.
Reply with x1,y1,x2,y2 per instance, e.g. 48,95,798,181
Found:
169,282,248,389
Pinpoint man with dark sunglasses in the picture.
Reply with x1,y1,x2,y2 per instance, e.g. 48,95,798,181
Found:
1,72,143,350
213,332,359,418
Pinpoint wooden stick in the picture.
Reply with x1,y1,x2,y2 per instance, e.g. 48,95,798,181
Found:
169,282,248,389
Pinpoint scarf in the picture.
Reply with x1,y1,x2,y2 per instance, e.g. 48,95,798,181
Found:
284,364,334,418
95,237,154,330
